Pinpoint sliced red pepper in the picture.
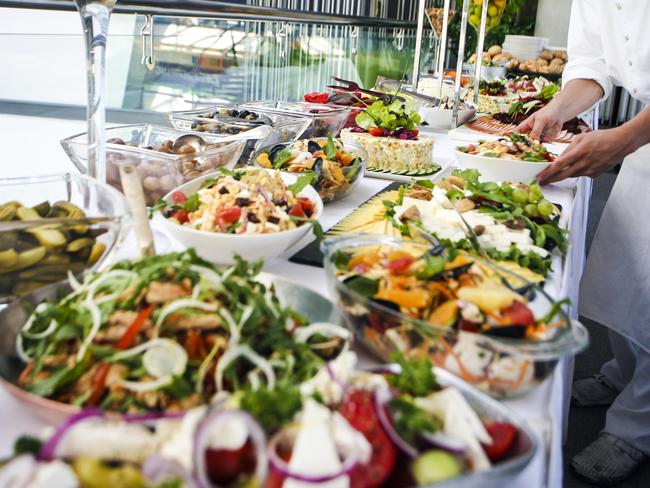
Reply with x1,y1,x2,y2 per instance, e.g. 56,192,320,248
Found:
171,191,187,205
116,305,155,350
86,362,110,407
185,330,206,360
288,203,307,218
171,209,190,224
216,207,242,225
385,256,415,275
368,127,385,137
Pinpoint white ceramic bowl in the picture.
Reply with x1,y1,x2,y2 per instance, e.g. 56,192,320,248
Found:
157,170,323,265
420,106,476,130
454,150,550,182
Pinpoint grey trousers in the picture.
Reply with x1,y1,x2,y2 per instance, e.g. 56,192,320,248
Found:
600,330,650,455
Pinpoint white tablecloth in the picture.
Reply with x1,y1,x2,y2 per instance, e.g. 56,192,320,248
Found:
0,115,591,488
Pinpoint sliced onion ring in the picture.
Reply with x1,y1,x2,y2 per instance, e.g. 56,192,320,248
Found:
39,409,105,461
193,409,268,488
267,426,358,484
373,386,418,459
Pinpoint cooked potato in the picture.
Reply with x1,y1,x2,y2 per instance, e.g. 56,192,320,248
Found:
552,50,567,60
487,45,502,56
537,58,549,67
500,51,513,60
549,58,565,67
539,50,554,61
491,53,509,64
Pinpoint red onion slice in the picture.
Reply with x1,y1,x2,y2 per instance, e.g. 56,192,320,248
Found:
193,409,268,488
143,455,195,487
421,432,467,455
267,428,358,484
39,409,105,461
373,386,418,459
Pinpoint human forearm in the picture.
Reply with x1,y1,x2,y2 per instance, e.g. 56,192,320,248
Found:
546,79,604,122
616,107,650,154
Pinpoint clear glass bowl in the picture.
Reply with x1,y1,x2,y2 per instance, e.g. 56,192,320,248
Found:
168,105,311,163
0,173,129,303
322,234,589,398
250,138,367,203
468,0,508,32
238,101,351,139
61,124,246,206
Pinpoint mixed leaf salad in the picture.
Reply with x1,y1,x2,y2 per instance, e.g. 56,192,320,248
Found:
15,250,345,413
254,136,365,202
458,133,557,162
156,168,318,235
384,169,567,277
349,99,422,140
3,351,524,488
499,83,560,125
328,238,571,396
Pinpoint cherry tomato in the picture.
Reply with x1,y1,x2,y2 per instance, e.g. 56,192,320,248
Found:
481,422,518,462
304,92,330,104
385,256,415,275
216,207,242,225
288,203,307,219
339,390,397,488
206,441,257,487
368,127,385,137
502,301,535,328
410,129,419,137
171,191,187,205
171,209,190,224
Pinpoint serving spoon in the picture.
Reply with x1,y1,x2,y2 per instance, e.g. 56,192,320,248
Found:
171,124,272,153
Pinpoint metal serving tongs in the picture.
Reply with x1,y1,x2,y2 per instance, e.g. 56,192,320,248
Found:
328,77,406,104
375,77,442,108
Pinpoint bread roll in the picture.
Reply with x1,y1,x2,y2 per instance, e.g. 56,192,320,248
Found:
487,45,502,56
539,50,553,61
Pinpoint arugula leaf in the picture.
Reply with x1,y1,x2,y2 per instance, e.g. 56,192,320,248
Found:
540,297,571,324
183,193,201,212
343,275,379,298
354,100,421,131
288,173,315,195
452,168,481,185
26,361,87,397
289,216,324,243
332,250,352,270
239,383,302,433
414,179,434,189
323,134,337,160
273,148,294,168
148,198,168,218
164,375,193,399
415,254,447,280
388,351,438,397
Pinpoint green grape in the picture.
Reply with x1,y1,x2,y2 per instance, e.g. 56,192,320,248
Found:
530,183,543,198
528,191,540,204
512,189,529,205
524,204,539,217
537,199,554,218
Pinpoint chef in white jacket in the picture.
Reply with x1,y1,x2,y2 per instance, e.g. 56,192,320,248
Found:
516,0,650,485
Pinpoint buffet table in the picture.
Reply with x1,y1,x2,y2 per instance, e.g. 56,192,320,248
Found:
0,114,591,488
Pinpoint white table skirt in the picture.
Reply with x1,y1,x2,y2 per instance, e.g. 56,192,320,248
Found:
0,115,591,488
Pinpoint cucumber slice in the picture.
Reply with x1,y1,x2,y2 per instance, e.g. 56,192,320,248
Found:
411,449,463,485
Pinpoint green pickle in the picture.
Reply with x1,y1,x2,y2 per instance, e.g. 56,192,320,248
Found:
0,199,109,299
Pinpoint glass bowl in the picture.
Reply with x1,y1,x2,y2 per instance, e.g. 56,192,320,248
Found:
251,137,367,203
168,105,311,164
238,101,351,139
469,0,508,32
0,173,129,303
61,124,246,206
322,234,589,398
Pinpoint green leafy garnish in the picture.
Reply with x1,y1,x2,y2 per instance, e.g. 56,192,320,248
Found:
323,134,337,159
239,383,303,433
389,397,442,444
388,351,438,397
355,100,421,131
273,148,294,169
415,254,447,280
288,174,315,195
343,275,379,298
13,436,43,457
26,361,87,397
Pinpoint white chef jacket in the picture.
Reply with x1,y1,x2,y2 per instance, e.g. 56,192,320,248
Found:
563,0,650,104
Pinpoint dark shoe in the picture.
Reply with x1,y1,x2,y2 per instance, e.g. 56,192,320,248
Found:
570,433,647,486
571,374,619,407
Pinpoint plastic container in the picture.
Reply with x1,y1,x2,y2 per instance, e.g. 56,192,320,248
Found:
0,173,129,302
238,101,351,139
322,234,589,398
251,138,367,203
61,124,246,206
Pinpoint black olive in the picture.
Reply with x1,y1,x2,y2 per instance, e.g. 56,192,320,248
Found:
210,128,223,134
218,186,229,195
248,213,260,223
229,109,239,117
236,197,250,206
239,110,250,118
307,141,321,153
273,198,287,207
268,216,280,224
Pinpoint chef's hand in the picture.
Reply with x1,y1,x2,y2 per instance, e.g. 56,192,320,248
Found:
536,129,626,185
515,104,565,142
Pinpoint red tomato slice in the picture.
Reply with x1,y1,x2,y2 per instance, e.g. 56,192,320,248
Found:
216,207,242,225
368,127,385,137
171,209,190,224
502,301,535,328
297,197,315,213
171,191,187,205
481,422,518,462
411,129,419,137
304,92,330,104
386,256,414,275
206,441,256,486
288,203,307,219
339,390,397,488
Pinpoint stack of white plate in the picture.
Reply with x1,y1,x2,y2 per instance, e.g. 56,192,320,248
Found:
503,35,549,62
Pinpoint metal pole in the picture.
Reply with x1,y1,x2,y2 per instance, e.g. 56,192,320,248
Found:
411,0,426,89
436,0,451,98
452,0,470,128
473,0,489,104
